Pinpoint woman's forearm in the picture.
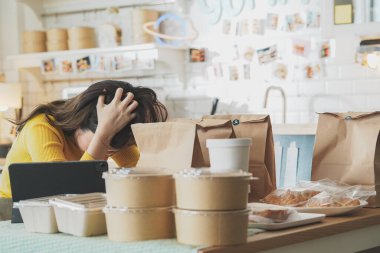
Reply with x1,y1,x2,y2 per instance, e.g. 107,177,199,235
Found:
86,131,110,160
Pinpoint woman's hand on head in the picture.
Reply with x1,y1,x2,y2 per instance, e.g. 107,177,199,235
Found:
96,88,138,145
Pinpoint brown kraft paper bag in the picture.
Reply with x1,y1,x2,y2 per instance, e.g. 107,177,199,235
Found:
131,119,234,171
203,114,277,202
312,112,380,207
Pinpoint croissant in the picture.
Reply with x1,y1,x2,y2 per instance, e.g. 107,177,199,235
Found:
305,197,361,208
263,189,320,206
252,209,290,223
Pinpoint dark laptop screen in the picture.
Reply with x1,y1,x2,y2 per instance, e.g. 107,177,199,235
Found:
8,160,108,222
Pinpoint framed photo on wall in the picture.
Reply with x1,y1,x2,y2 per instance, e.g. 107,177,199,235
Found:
334,4,353,25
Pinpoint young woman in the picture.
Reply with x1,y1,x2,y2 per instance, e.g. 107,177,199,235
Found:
0,80,167,220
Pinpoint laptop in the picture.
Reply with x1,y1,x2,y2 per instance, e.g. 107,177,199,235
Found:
8,160,108,223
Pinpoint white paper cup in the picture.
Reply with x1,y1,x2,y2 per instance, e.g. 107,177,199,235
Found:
206,138,252,173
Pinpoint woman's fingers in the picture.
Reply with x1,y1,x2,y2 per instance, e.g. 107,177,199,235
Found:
126,100,139,113
121,92,134,108
97,95,105,108
129,112,137,120
113,88,124,102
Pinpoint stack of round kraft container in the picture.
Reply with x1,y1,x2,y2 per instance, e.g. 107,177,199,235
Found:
46,28,68,51
23,30,47,53
67,27,96,50
173,138,253,246
173,169,252,246
102,168,175,242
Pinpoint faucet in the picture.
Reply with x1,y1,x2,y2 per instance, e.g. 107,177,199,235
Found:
263,86,287,123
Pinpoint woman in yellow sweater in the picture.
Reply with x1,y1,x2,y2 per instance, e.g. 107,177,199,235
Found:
0,80,167,220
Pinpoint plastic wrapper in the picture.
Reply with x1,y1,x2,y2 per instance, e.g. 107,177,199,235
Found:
297,179,376,201
262,188,320,206
248,203,300,224
262,179,376,208
304,191,361,208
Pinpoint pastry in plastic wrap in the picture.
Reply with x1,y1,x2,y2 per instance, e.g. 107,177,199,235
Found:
262,189,320,206
248,203,298,223
304,196,361,208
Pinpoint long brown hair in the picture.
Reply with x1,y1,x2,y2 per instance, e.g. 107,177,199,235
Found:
11,80,168,149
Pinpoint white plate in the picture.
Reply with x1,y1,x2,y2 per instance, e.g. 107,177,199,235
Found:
249,212,325,230
293,200,368,216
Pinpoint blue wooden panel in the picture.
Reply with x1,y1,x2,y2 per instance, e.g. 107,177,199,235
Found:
274,135,315,188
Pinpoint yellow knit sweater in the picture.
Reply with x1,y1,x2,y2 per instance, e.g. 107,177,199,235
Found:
0,114,139,198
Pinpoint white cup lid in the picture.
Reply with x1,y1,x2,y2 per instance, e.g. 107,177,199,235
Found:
206,138,252,148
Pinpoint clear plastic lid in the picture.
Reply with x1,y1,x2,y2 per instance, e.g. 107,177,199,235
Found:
206,138,252,148
103,206,172,214
50,193,106,211
173,168,254,179
173,208,250,216
18,194,75,207
103,167,173,179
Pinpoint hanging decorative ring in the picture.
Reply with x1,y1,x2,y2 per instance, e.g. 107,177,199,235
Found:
142,13,198,46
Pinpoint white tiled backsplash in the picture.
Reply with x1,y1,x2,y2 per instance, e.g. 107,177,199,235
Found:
2,0,380,128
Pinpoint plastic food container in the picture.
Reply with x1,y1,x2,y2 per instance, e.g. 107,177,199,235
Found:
103,168,174,208
103,206,175,242
174,169,252,210
207,138,252,173
18,195,64,234
173,208,250,246
50,193,107,237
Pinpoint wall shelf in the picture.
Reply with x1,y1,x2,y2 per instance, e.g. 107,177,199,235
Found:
5,43,187,84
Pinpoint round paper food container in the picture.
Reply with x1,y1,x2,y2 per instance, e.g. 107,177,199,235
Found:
68,39,96,50
23,30,46,43
68,27,95,40
23,42,46,53
173,208,249,246
47,41,68,51
47,28,68,41
206,138,252,173
173,171,252,210
103,168,174,208
103,206,175,242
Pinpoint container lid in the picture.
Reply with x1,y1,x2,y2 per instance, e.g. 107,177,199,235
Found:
103,167,172,179
18,194,74,207
173,208,250,216
173,168,255,179
68,26,94,31
103,206,172,214
206,138,252,148
50,193,106,211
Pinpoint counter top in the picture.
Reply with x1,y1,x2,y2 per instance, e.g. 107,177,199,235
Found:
200,208,380,253
1,208,380,253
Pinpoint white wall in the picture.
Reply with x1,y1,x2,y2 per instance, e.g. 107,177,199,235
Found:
1,0,380,127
